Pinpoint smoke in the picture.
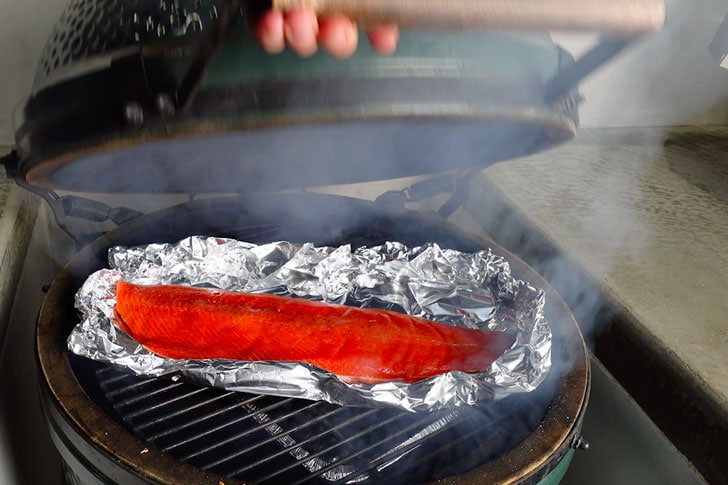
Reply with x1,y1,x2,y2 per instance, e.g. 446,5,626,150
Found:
15,2,728,483
458,133,658,353
556,0,728,128
445,0,728,354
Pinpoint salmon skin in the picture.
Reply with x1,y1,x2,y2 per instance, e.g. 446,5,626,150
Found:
114,281,516,384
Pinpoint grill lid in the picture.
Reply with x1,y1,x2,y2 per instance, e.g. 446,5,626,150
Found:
11,0,664,195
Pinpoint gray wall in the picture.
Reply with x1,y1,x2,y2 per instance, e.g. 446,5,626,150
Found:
1,0,727,144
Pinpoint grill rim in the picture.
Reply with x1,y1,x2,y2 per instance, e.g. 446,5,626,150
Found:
36,193,589,485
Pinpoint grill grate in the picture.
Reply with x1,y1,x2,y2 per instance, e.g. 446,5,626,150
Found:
72,355,547,484
65,207,557,483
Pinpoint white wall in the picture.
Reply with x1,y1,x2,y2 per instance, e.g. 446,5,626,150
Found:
556,0,728,128
1,0,727,144
0,0,67,144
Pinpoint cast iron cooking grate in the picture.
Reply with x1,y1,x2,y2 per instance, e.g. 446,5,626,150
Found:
73,356,548,484
66,200,557,483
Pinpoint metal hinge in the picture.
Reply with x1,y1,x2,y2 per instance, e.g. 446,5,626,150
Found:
571,435,590,450
2,150,143,248
375,171,475,219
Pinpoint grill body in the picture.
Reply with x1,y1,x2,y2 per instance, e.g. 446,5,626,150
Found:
37,193,589,484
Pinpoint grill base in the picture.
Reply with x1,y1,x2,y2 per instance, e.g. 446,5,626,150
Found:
38,193,589,484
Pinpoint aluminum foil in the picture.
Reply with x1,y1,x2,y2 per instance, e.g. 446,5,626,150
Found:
68,236,551,413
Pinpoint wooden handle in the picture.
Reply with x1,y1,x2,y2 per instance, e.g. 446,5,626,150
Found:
271,0,665,34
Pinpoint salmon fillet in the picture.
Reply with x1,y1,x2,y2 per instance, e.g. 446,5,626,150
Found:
114,281,516,384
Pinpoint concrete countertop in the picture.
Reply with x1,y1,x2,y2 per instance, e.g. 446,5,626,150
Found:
315,126,728,423
317,126,728,418
464,126,727,482
473,126,728,411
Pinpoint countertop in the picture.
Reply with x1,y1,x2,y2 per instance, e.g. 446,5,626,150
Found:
315,125,728,421
464,126,728,483
473,126,728,413
318,126,727,482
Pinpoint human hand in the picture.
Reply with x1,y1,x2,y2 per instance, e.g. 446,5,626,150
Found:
254,8,398,59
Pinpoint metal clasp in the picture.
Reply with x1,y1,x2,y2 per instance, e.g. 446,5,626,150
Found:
375,172,475,219
2,150,142,248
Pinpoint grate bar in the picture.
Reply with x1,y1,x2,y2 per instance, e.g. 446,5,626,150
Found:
180,398,320,461
372,401,534,484
212,405,345,475
97,369,135,388
173,397,302,458
125,387,211,421
132,390,237,433
288,412,441,485
155,394,267,447
381,422,497,483
105,377,170,398
199,400,328,469
112,381,187,408
227,408,381,478
332,413,468,484
254,410,409,483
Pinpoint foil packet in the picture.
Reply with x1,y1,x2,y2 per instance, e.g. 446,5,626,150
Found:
68,236,551,413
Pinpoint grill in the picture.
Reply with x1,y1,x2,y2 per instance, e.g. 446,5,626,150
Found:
11,0,666,481
77,357,542,484
36,0,214,86
38,194,589,485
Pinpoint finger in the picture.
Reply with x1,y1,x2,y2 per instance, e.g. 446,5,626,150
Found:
367,25,399,55
255,10,285,54
318,15,358,59
284,8,319,58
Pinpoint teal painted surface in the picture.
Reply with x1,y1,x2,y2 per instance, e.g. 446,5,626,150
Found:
203,30,561,86
538,449,575,485
157,14,563,89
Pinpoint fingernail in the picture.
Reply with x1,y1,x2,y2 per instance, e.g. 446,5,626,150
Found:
284,19,318,57
285,15,318,42
283,23,295,43
340,21,358,58
260,28,284,54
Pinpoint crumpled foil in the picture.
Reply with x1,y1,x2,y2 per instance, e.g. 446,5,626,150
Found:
68,236,551,413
